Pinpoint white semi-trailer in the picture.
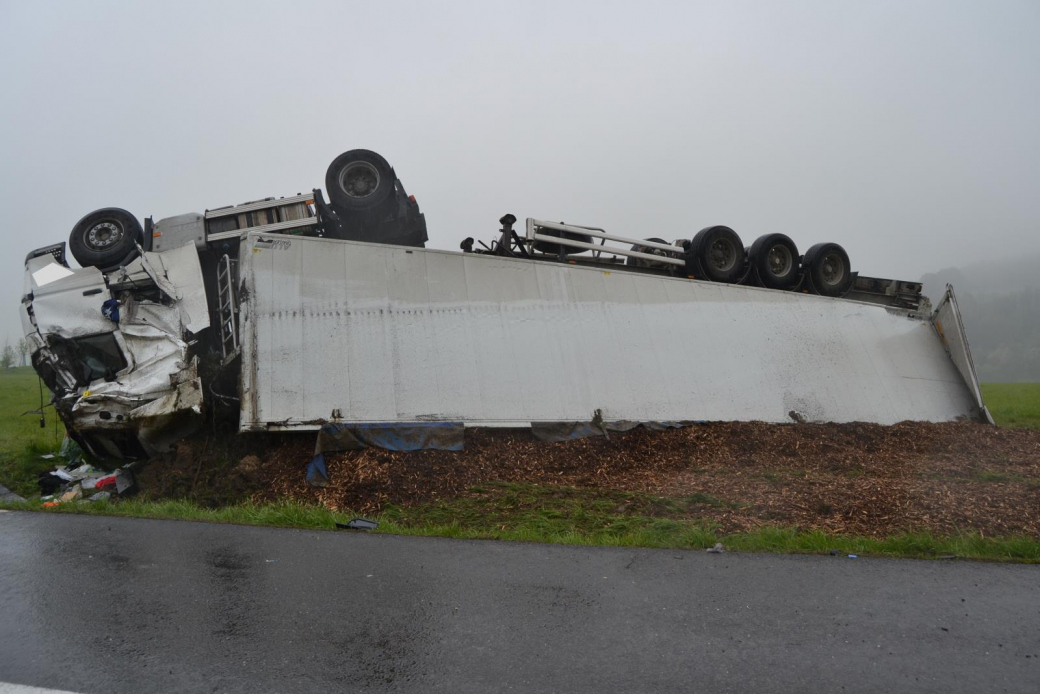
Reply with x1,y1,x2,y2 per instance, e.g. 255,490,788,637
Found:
20,150,989,459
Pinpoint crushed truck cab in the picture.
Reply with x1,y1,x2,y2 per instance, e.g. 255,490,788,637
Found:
23,242,209,458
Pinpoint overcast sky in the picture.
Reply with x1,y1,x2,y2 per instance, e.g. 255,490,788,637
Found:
2,0,1038,345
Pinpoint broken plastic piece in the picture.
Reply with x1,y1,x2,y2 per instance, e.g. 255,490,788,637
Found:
88,491,111,502
705,542,725,553
335,518,379,531
94,475,117,491
59,436,84,464
115,469,135,495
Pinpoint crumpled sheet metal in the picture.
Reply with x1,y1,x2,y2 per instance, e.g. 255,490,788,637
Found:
69,297,204,450
530,420,698,443
137,243,211,333
27,257,113,339
72,319,194,411
316,422,465,453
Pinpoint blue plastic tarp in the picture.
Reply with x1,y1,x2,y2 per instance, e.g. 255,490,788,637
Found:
316,422,465,453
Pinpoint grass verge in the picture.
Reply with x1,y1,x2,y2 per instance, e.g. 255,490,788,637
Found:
0,367,62,497
4,482,1039,563
980,382,1040,430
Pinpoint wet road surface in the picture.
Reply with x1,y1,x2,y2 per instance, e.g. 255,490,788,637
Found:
1,511,1038,693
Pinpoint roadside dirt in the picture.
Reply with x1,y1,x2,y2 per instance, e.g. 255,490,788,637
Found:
138,422,1040,537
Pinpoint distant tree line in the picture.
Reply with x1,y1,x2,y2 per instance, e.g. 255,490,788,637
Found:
1,338,30,369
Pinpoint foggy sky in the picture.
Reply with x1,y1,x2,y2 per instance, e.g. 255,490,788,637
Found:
2,0,1038,345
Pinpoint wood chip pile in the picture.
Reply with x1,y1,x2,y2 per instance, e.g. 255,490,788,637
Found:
244,421,1040,537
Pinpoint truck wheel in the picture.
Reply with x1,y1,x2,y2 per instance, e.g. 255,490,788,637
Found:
68,208,143,270
626,237,672,267
325,149,395,212
749,233,800,289
689,226,745,282
803,242,854,297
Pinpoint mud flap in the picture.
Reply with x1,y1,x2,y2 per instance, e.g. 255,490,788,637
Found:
932,285,993,424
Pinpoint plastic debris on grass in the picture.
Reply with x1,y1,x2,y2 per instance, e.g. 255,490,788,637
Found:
37,444,137,507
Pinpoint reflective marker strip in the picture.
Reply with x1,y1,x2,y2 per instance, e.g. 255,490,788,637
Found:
0,684,83,694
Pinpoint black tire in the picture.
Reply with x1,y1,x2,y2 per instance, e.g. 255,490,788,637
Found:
325,149,395,212
68,208,143,270
533,227,591,255
689,226,745,282
626,237,673,267
803,242,854,297
748,233,800,289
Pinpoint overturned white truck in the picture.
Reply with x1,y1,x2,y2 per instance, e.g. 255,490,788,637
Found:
20,149,990,459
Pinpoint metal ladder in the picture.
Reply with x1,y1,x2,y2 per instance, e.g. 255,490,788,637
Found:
216,254,239,364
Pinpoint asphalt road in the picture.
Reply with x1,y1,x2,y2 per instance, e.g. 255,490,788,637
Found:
0,511,1037,693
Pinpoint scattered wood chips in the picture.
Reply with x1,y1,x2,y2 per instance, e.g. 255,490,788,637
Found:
231,422,1040,537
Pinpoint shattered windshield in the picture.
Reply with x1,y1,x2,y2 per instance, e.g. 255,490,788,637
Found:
72,333,126,382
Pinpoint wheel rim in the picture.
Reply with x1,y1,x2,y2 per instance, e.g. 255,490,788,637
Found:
708,237,737,272
85,220,125,251
766,244,793,277
338,162,380,199
820,252,845,285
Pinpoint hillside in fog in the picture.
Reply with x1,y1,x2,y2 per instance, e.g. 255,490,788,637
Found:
922,252,1040,383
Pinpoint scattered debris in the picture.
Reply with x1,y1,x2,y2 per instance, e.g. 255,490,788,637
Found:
36,456,137,507
828,549,842,556
848,554,859,559
705,542,725,553
335,518,379,531
59,436,84,465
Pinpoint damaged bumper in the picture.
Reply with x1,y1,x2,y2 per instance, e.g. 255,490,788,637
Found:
22,242,211,458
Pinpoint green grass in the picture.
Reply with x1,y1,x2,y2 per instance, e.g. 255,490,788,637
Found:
3,488,1038,563
0,366,63,497
980,382,1040,430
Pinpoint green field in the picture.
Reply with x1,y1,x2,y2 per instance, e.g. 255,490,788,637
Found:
0,367,63,497
980,382,1040,430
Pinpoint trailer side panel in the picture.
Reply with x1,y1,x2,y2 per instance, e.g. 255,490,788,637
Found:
239,234,979,430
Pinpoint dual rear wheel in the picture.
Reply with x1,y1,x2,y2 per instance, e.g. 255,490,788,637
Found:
686,226,853,296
